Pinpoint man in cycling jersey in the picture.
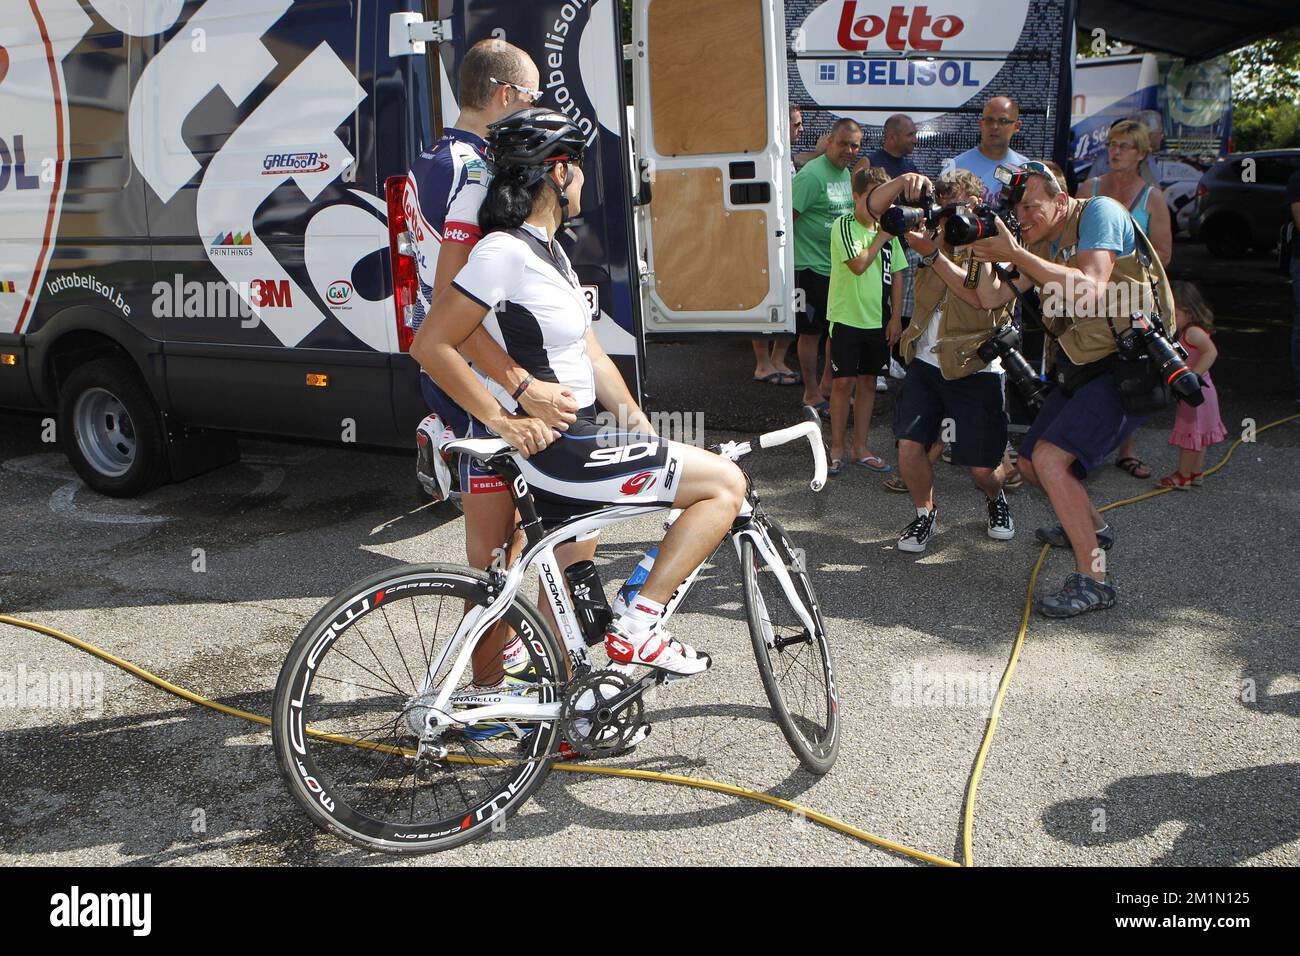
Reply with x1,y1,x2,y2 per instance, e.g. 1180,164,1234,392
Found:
414,109,747,678
405,39,578,688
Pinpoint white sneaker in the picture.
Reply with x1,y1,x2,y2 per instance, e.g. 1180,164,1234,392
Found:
605,622,711,676
897,510,938,553
986,492,1015,540
875,376,888,392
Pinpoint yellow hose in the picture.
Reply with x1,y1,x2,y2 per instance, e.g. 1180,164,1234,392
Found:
5,412,1293,867
958,411,1299,866
0,612,957,867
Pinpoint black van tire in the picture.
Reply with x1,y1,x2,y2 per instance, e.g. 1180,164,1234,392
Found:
58,357,169,498
1202,214,1250,259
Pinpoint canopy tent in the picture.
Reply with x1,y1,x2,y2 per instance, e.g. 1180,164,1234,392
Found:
1077,0,1300,61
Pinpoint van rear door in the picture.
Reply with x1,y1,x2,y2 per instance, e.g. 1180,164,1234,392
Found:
631,0,793,336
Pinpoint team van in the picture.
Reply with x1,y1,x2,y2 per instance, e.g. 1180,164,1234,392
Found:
1,0,1070,498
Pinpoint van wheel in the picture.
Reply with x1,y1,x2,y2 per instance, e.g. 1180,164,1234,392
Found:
1203,216,1249,259
59,357,169,498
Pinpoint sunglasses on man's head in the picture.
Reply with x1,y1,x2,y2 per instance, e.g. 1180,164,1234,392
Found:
490,76,543,104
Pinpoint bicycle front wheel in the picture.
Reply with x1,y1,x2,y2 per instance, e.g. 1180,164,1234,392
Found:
271,563,565,853
739,519,840,774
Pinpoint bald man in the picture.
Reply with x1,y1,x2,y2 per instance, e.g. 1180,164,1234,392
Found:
867,114,919,179
953,96,1029,206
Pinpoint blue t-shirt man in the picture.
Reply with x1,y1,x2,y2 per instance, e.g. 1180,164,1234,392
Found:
1051,195,1136,260
953,145,1029,206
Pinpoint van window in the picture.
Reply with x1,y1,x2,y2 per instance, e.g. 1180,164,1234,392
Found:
61,28,134,194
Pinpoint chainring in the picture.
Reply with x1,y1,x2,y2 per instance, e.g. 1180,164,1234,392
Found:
559,668,647,757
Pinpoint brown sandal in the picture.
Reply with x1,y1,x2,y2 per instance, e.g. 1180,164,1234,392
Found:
1115,456,1151,479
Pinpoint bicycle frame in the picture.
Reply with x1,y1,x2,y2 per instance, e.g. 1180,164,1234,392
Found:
415,422,827,735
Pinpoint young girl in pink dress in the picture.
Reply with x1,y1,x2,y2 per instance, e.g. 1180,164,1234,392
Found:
1158,281,1227,490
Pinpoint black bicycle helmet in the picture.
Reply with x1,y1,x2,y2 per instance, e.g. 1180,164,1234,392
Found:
486,108,587,219
487,107,587,170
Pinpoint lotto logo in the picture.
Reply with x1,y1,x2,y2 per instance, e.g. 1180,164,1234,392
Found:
837,2,964,52
445,226,472,243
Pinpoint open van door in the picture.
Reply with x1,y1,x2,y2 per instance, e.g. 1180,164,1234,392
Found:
632,0,794,336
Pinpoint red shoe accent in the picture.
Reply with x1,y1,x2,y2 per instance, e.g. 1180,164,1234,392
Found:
605,634,635,662
639,638,669,663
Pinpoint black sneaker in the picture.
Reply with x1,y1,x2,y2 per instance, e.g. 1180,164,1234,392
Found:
1038,572,1117,618
897,510,938,553
1034,524,1115,551
986,492,1015,540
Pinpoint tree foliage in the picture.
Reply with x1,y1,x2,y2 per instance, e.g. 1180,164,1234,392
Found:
1230,27,1300,150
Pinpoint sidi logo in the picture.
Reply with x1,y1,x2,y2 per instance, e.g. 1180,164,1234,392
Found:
50,886,152,936
837,2,964,52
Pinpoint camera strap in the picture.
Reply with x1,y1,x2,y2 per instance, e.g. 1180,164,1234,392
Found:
992,263,1059,343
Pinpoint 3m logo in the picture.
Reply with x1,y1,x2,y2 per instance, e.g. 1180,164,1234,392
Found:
250,279,291,308
211,231,254,256
837,2,964,51
620,471,656,495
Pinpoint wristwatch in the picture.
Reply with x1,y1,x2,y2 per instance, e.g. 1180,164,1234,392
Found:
920,249,941,267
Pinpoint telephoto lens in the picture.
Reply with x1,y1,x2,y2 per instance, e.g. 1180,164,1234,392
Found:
880,204,927,236
977,324,1049,408
1146,334,1205,407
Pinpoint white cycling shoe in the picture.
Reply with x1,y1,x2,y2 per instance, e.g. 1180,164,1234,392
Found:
604,622,712,677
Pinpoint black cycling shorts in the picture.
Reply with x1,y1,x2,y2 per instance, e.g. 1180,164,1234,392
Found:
499,412,690,526
795,269,831,336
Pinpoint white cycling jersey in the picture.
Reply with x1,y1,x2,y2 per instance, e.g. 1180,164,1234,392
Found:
451,222,596,412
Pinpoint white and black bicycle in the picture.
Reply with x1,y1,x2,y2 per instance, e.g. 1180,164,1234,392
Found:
271,420,837,853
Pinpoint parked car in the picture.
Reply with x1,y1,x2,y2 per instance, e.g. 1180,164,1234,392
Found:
1191,149,1300,258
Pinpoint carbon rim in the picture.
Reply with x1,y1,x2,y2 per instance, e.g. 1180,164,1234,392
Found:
277,572,562,850
743,531,838,767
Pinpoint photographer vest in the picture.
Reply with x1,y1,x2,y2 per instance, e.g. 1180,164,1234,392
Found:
902,253,1013,379
1028,197,1176,365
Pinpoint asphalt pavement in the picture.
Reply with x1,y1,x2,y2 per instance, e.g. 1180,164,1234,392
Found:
0,238,1297,866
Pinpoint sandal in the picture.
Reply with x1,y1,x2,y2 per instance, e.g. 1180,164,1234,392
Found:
1156,471,1193,491
883,475,909,493
852,455,892,473
1003,470,1024,491
1190,472,1204,487
828,458,844,477
1116,456,1151,479
753,372,783,385
775,370,802,386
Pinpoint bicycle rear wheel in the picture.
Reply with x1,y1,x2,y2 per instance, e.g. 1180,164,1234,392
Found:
271,563,565,853
739,519,840,774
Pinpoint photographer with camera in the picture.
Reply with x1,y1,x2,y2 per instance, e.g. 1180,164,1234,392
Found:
896,161,1177,617
865,169,1018,553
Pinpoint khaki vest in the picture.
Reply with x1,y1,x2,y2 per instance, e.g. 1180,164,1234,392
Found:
1028,197,1176,365
901,252,1013,379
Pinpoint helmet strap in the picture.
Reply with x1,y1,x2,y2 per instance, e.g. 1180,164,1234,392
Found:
544,162,575,223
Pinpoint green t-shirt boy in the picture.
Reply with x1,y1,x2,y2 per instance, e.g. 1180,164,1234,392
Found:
827,213,909,331
792,155,855,276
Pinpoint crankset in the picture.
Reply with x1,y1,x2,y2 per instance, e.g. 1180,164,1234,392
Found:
559,668,656,757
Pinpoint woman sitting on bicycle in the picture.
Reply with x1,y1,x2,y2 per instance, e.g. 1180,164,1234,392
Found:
412,108,745,677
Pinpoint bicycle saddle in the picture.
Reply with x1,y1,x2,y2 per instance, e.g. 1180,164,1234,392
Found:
443,437,514,461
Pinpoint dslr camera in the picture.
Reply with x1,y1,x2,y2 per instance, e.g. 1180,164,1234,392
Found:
879,181,1021,247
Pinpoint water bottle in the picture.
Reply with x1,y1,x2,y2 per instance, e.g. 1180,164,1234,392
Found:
564,560,613,646
612,547,658,618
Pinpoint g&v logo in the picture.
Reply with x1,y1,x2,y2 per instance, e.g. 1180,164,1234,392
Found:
795,0,1030,123
837,3,964,52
